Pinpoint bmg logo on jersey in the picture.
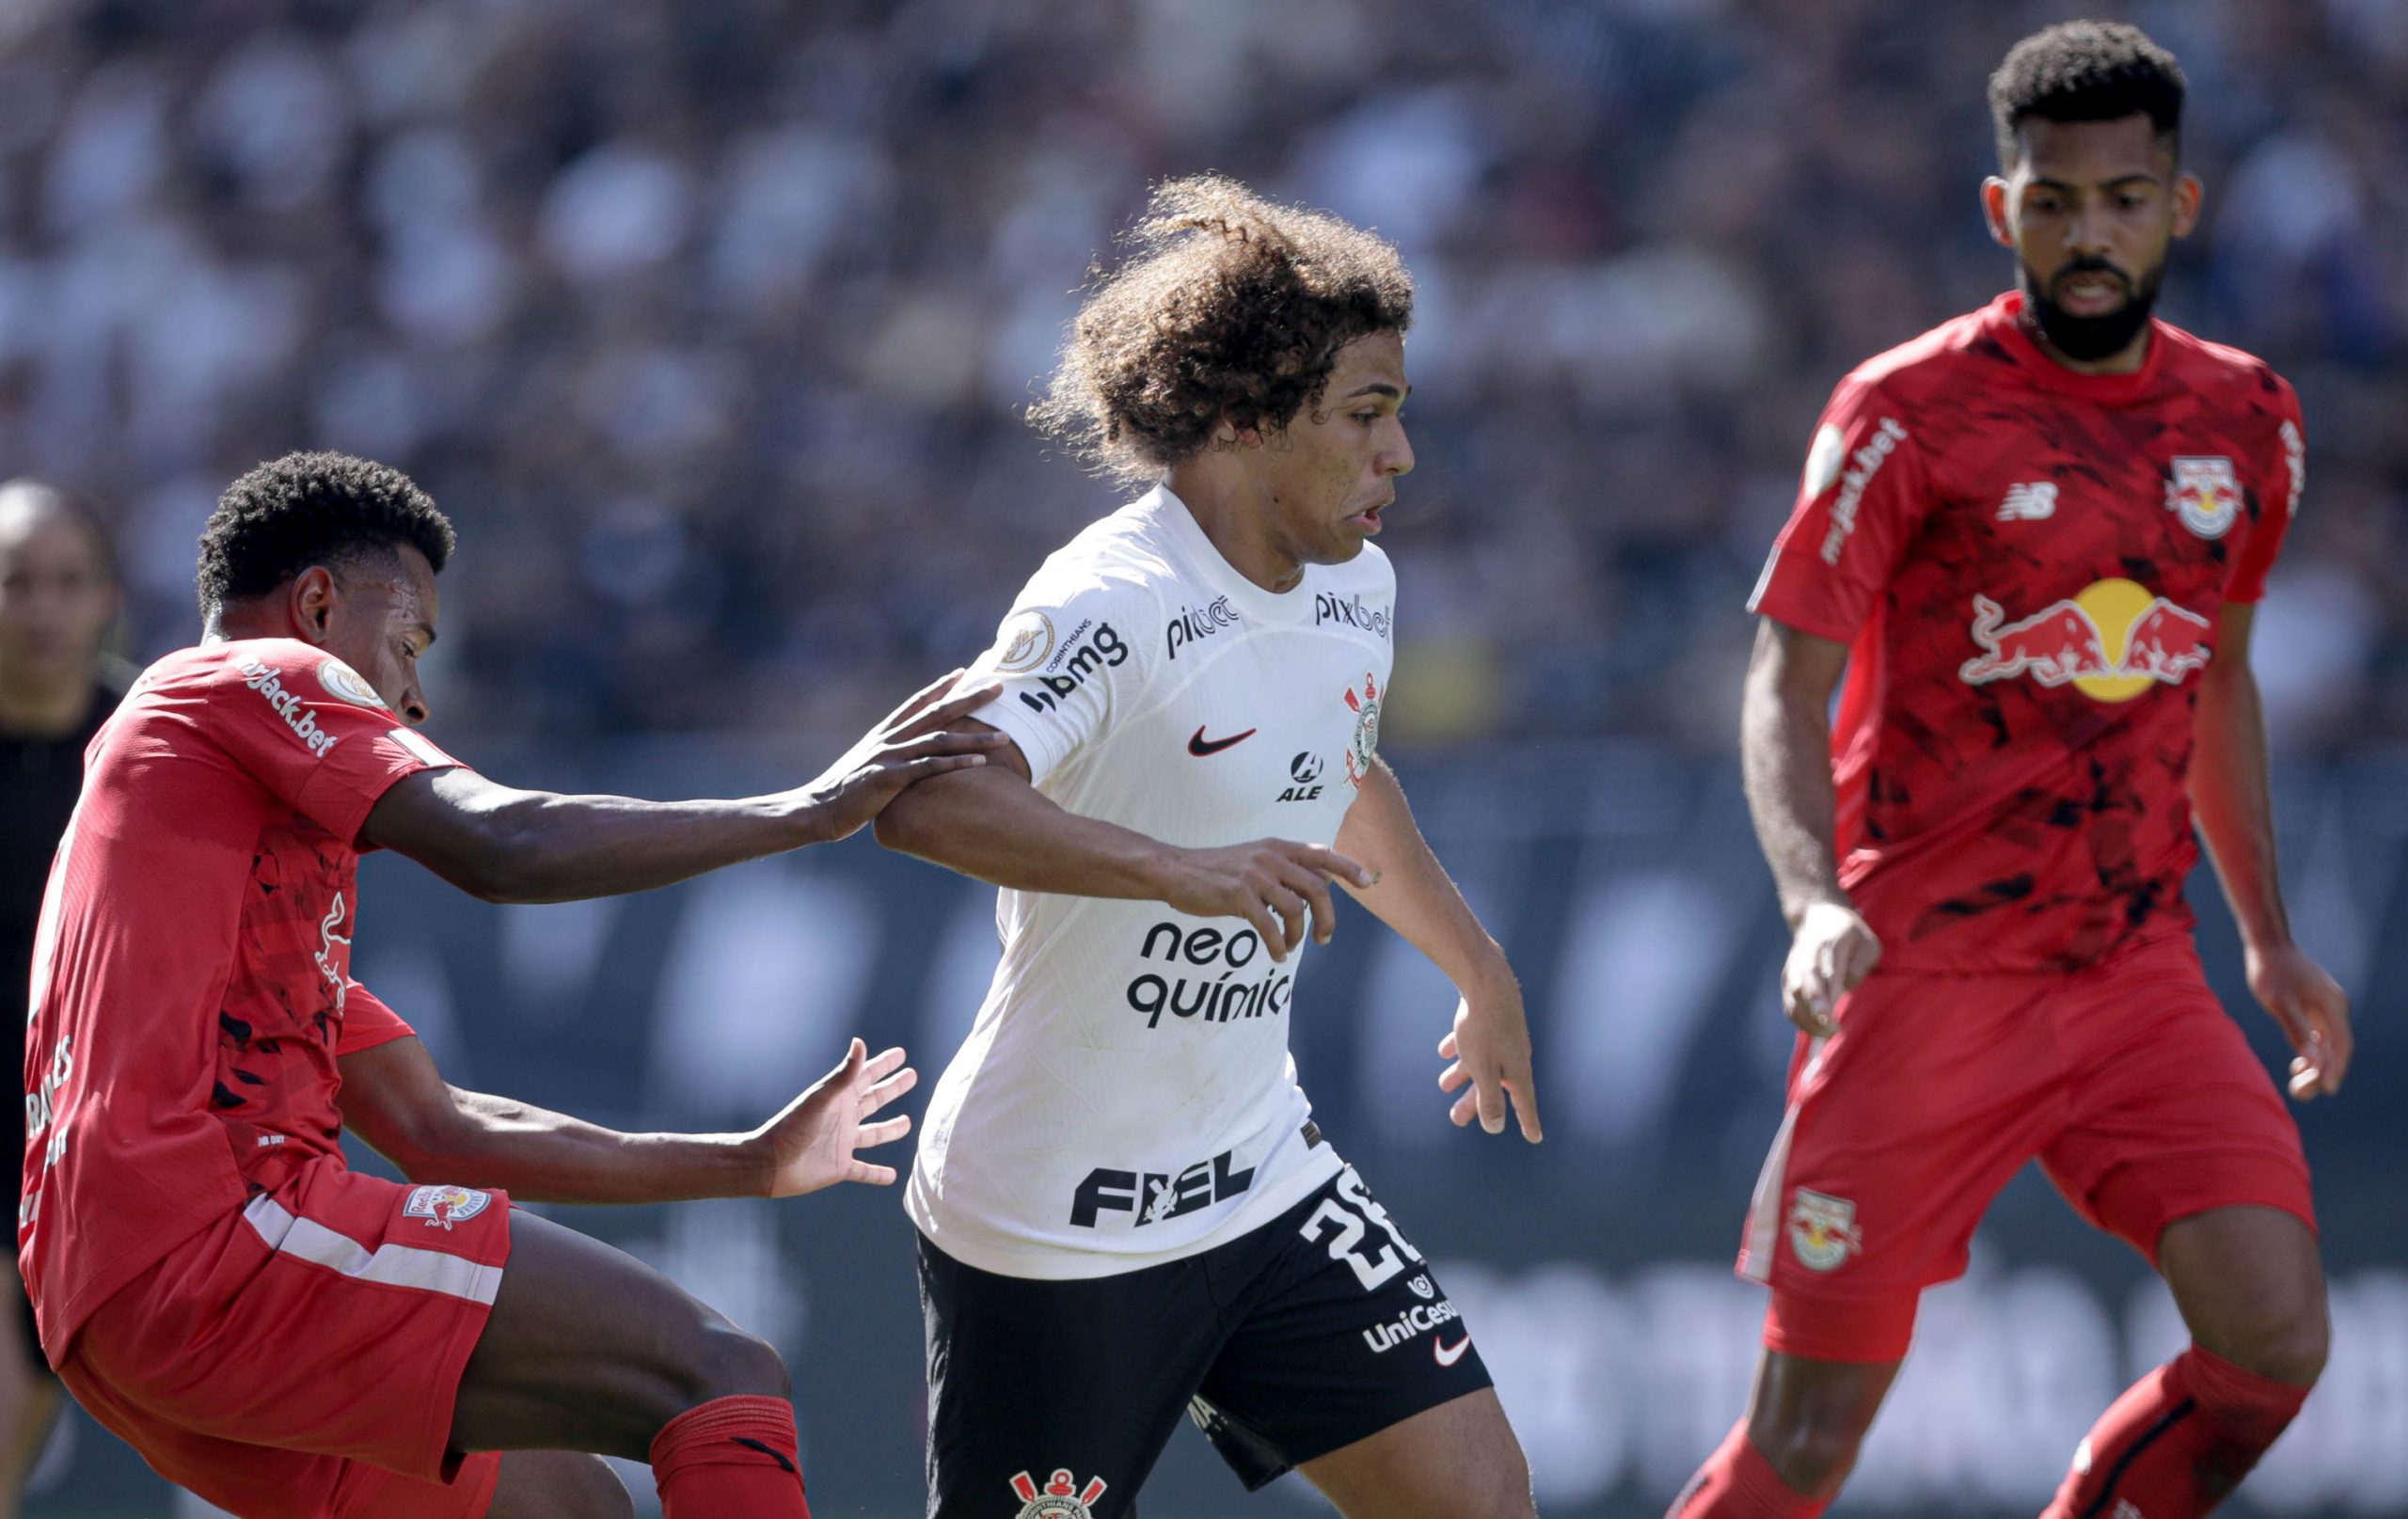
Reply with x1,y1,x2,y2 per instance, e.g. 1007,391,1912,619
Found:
1016,623,1129,714
1125,921,1293,1030
1069,1148,1255,1228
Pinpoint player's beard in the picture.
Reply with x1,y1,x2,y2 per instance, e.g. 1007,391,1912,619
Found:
2019,256,2163,362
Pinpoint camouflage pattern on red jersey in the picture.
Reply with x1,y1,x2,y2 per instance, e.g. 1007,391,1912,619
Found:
1751,293,2304,973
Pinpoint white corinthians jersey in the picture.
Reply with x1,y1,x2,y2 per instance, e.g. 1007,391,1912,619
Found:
907,484,1396,1278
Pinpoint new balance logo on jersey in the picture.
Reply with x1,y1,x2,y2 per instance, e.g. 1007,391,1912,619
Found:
237,657,342,757
1016,624,1129,714
1999,482,2058,521
1069,1149,1256,1228
1125,921,1293,1029
1315,591,1392,640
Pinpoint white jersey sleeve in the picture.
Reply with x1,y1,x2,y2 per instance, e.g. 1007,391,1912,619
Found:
967,554,1164,788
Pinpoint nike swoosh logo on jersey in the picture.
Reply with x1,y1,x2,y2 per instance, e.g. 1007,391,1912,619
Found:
1187,726,1258,756
1434,1333,1472,1368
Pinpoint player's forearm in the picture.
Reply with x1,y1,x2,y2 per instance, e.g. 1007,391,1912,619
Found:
2192,664,2292,952
1741,663,1849,928
372,771,824,904
410,1089,768,1205
874,767,1180,900
1335,759,1512,993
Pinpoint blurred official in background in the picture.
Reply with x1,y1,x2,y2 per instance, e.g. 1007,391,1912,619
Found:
0,479,124,1515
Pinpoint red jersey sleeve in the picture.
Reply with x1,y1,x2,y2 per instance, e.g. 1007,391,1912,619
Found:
2223,375,2305,604
337,983,419,1057
1748,376,1931,642
190,641,463,844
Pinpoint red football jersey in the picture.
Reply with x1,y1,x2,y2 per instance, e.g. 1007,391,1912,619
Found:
1751,293,2303,973
19,639,459,1359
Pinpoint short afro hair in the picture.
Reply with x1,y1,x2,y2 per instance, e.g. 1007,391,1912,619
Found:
1989,20,2186,172
197,451,454,616
1029,175,1414,484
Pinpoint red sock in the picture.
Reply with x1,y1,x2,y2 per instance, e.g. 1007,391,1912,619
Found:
2043,1344,2308,1519
1664,1421,1833,1519
649,1395,810,1518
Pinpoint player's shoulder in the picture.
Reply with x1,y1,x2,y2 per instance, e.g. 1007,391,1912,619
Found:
2152,319,2299,411
1840,303,2008,403
1016,498,1184,612
133,640,394,733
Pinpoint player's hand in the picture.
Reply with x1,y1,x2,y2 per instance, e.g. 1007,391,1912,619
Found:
1159,840,1375,962
753,1038,919,1196
1435,980,1542,1142
797,669,1013,843
2246,941,2353,1100
1782,898,1880,1038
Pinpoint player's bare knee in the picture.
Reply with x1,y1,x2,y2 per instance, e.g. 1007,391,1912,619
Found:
2228,1297,2329,1388
685,1318,791,1403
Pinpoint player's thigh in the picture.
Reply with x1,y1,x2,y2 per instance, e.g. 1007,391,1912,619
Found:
1743,973,2065,1358
481,1450,634,1519
919,1232,1221,1519
1298,1388,1532,1519
452,1209,785,1462
1193,1169,1498,1495
2040,955,2314,1272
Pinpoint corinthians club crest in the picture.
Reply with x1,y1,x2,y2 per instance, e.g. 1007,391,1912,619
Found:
1008,1469,1108,1518
1341,672,1382,787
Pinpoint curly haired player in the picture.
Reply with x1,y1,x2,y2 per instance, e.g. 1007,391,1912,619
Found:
21,451,1005,1518
876,176,1544,1519
1669,22,2346,1519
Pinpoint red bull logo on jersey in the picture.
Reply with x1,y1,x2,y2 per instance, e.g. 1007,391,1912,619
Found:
404,1184,493,1230
2164,455,2242,539
1788,1189,1862,1272
1008,1468,1108,1518
1958,579,2211,704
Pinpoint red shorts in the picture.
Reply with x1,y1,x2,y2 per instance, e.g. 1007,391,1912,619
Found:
57,1157,512,1519
1735,933,2313,1364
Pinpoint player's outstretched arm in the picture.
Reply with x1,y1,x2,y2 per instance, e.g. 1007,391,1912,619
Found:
873,720,1372,962
337,1036,916,1203
1332,755,1540,1142
2192,601,2352,1099
1743,617,1882,1036
361,670,1010,904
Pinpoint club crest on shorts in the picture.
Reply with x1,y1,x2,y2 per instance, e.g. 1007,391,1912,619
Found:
1007,1468,1108,1518
1787,1189,1861,1271
404,1184,492,1230
2164,455,2242,539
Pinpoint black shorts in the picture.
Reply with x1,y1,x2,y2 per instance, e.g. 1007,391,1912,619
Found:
918,1164,1492,1519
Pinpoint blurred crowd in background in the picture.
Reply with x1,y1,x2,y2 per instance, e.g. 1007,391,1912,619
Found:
0,0,2402,752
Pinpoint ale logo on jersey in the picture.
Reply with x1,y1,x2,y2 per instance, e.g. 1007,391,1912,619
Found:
1958,578,2210,704
1008,1469,1108,1519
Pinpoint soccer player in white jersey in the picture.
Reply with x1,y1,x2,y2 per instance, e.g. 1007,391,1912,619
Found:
875,176,1544,1519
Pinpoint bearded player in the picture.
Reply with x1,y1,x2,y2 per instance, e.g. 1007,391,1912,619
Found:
1669,23,2348,1519
21,451,1006,1517
874,177,1543,1519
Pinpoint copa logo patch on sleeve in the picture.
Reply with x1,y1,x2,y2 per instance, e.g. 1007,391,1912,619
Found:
315,657,390,710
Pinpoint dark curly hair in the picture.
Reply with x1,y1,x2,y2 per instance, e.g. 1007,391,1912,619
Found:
1989,20,2185,172
197,451,455,616
1029,175,1414,483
